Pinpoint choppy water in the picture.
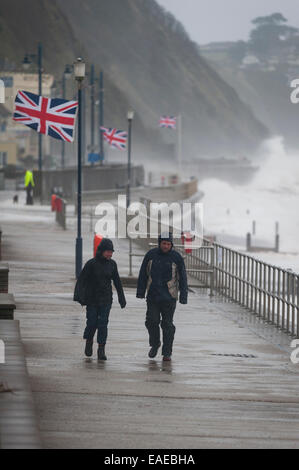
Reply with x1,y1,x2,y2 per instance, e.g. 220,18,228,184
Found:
200,137,299,273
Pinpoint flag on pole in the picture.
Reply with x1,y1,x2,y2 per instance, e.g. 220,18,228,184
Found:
159,116,177,129
13,90,78,142
100,127,128,150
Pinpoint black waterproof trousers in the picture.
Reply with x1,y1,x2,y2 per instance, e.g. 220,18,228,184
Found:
26,183,34,205
145,300,176,357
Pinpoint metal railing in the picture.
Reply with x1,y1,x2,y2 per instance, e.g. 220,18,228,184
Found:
172,242,215,296
132,237,299,337
210,243,299,337
121,194,299,336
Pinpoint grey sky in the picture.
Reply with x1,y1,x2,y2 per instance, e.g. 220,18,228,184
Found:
156,0,299,44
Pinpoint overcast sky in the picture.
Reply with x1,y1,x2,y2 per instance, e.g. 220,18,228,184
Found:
156,0,299,44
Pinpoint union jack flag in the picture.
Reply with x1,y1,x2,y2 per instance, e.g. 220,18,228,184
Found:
13,90,78,143
159,116,177,129
100,127,127,150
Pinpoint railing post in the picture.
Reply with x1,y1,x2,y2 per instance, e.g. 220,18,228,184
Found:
238,253,242,304
247,257,250,309
263,263,267,320
272,268,276,325
291,273,295,336
254,260,258,313
250,257,254,311
267,265,271,322
210,246,215,297
242,255,246,306
277,269,281,328
258,262,262,317
282,270,286,331
287,272,290,333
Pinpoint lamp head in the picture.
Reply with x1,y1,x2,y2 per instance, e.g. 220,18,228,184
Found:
127,109,135,121
64,64,72,79
22,55,31,71
73,58,86,81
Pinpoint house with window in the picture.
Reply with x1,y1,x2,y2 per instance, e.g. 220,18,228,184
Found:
0,103,17,167
0,72,54,163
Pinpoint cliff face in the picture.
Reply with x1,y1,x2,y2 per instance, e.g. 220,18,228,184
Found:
57,0,269,158
0,0,83,72
0,0,269,162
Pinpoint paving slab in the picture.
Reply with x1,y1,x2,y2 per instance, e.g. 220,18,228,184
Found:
0,320,42,449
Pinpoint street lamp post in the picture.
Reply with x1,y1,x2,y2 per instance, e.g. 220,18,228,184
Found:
74,58,86,279
90,64,95,155
23,42,43,202
99,70,104,163
38,43,42,180
127,110,134,277
61,64,72,168
89,68,104,165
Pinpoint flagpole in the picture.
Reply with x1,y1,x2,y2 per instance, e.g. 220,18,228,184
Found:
61,64,72,169
76,80,83,278
127,110,134,277
62,71,66,169
90,64,95,155
99,70,104,164
177,114,182,179
38,42,43,203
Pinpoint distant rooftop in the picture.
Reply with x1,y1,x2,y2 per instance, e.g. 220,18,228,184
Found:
200,41,236,51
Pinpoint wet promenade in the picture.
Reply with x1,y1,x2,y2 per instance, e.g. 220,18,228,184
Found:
1,194,299,449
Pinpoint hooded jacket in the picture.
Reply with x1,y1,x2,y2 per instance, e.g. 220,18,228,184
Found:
25,170,35,188
136,234,188,304
73,239,126,307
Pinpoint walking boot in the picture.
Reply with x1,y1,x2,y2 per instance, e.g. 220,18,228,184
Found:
148,342,161,359
98,344,107,361
163,356,172,362
85,340,93,357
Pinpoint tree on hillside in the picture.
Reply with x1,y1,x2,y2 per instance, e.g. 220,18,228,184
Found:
251,12,287,27
249,12,299,61
229,40,248,64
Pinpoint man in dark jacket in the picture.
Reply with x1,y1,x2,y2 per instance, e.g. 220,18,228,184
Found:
136,232,188,361
74,238,126,360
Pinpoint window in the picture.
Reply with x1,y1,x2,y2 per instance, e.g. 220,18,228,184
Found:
0,152,7,166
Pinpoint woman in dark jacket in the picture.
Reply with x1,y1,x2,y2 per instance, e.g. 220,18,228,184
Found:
74,238,126,360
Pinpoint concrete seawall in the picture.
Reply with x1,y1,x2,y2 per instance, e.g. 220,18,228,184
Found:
33,163,145,201
80,178,200,206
